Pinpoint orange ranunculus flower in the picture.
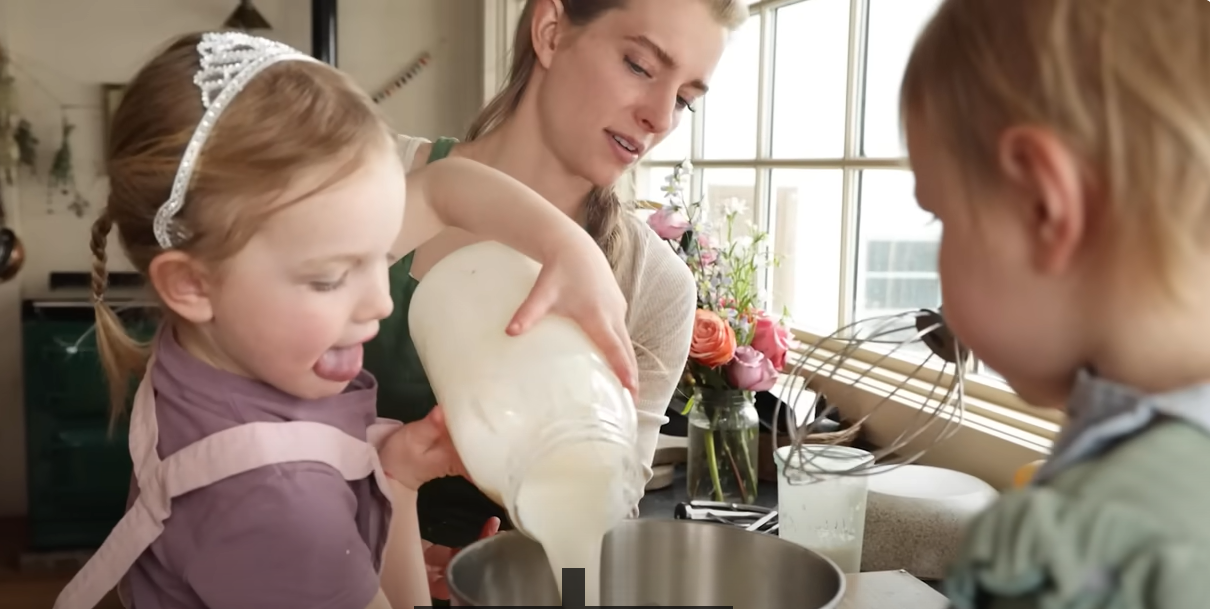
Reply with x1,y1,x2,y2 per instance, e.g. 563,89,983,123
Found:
689,309,737,368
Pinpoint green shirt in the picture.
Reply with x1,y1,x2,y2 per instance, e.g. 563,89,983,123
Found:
943,372,1210,609
361,136,509,548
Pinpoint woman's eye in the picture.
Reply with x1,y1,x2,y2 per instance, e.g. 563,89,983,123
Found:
624,56,650,77
626,55,694,113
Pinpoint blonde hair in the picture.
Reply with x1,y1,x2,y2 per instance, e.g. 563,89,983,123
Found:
467,0,749,268
92,32,392,429
901,0,1210,286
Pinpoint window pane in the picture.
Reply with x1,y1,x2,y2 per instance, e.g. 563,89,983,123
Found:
700,168,758,252
854,170,940,357
769,169,844,333
702,15,762,159
649,119,692,162
632,166,676,222
861,0,944,157
770,0,850,159
635,166,676,204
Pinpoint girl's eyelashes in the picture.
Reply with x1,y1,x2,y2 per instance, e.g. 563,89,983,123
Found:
309,272,348,292
624,55,696,113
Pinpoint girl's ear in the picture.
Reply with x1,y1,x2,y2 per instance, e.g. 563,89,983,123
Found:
531,0,566,70
997,125,1088,276
148,251,215,323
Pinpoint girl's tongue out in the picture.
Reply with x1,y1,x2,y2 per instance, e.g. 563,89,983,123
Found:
313,344,364,382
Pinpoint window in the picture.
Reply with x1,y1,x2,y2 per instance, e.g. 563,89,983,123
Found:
636,0,1012,389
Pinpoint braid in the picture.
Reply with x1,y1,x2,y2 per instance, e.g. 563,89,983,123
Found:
89,207,148,434
90,209,113,304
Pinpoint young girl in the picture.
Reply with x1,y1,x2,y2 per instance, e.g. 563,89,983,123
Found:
54,31,637,609
902,0,1210,606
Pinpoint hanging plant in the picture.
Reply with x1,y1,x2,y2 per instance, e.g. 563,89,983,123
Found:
0,42,27,185
46,118,90,217
13,119,37,176
49,119,76,193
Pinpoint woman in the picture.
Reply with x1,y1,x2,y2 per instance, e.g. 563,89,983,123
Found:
362,0,747,600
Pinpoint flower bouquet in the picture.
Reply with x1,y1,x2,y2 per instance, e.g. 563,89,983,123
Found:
644,160,793,504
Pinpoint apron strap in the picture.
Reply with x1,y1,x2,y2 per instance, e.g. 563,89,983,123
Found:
54,371,402,609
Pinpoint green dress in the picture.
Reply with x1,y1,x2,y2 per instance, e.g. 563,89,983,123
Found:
361,136,511,550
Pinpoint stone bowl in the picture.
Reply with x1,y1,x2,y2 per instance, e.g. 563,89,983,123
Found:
861,464,998,579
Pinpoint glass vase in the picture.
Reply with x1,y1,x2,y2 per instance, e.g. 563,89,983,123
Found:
686,388,760,503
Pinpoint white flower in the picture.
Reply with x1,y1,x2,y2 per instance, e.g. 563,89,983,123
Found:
723,197,749,218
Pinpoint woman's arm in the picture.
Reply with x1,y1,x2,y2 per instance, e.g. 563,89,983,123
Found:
394,156,585,265
378,483,429,609
395,156,638,393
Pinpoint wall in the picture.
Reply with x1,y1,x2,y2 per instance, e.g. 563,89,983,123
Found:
0,0,483,517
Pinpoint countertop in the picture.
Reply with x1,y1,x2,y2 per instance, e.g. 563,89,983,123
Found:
636,464,778,519
842,571,948,609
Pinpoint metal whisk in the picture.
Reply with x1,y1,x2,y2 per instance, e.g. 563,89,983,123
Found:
771,308,970,482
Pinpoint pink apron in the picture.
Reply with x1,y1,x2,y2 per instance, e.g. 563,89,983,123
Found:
53,366,401,609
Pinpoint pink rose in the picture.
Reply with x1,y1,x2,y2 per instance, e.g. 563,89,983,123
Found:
751,312,791,371
648,206,691,240
697,233,718,265
726,346,777,392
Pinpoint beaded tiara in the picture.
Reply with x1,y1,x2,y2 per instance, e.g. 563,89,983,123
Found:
152,32,319,249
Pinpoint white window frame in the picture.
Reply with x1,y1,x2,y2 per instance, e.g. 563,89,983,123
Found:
484,0,1056,487
481,0,524,105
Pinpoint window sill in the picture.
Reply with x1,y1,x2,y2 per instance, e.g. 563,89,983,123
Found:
774,341,1057,490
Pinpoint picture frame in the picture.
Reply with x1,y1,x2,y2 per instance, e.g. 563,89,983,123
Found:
101,83,126,152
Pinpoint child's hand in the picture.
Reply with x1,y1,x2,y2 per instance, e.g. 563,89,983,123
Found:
381,406,465,492
506,232,640,401
424,517,502,600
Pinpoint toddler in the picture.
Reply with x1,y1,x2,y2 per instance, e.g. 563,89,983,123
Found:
55,31,635,609
902,0,1210,607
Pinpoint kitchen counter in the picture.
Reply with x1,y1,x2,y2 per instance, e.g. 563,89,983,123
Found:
637,464,778,519
842,570,949,609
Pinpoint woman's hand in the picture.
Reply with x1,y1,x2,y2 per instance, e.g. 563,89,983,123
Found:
424,517,502,601
506,231,640,402
380,406,466,492
399,157,639,397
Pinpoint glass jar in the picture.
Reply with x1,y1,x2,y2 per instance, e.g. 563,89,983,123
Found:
686,388,761,503
774,444,875,573
408,241,645,538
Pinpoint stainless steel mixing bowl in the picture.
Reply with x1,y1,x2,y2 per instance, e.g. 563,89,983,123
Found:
447,519,846,608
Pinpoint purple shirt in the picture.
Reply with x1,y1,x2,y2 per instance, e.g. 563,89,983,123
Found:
124,330,389,609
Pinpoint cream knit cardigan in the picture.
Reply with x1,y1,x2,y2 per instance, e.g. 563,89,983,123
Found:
399,135,697,486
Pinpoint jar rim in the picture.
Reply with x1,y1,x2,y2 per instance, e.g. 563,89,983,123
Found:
774,444,875,474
